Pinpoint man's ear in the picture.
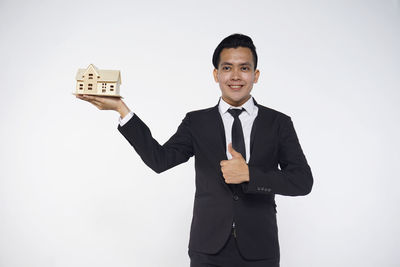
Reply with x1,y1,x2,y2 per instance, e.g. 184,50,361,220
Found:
254,69,260,83
213,68,219,83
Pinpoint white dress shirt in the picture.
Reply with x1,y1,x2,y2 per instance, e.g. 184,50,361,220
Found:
218,96,258,163
119,96,259,163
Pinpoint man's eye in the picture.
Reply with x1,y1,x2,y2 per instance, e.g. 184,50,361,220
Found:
222,66,231,71
241,67,249,71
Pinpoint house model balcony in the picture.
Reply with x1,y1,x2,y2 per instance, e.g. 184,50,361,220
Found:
75,64,122,97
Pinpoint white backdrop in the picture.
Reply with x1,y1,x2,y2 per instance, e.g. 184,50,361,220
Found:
1,0,399,266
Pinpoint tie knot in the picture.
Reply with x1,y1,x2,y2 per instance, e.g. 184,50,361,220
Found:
228,108,245,118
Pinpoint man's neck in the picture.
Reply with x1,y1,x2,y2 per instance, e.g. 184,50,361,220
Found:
221,96,251,107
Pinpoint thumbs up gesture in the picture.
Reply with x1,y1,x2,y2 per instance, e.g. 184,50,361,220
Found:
220,143,250,184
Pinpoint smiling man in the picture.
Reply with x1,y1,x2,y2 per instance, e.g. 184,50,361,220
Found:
77,33,313,267
213,46,260,107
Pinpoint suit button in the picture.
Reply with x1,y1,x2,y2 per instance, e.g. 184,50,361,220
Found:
233,195,239,201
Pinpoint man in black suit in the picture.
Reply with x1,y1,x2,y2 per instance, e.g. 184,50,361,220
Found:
77,33,313,267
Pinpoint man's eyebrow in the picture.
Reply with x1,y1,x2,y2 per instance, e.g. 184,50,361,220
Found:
220,62,252,66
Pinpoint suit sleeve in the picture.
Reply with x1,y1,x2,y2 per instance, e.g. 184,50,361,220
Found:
117,113,194,174
242,115,313,196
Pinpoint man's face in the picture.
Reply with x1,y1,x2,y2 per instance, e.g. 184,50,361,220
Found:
213,47,260,107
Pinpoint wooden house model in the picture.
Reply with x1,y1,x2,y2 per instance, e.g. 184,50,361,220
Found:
75,64,122,97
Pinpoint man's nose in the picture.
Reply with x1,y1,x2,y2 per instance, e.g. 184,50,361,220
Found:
231,68,240,80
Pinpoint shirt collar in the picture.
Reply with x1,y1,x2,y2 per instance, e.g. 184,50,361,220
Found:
218,96,256,116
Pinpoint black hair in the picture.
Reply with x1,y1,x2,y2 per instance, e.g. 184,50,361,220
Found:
212,33,258,70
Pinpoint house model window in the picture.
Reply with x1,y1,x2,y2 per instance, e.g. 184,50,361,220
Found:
75,64,122,97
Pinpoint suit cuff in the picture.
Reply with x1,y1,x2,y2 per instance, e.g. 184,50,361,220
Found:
119,111,135,127
242,166,273,194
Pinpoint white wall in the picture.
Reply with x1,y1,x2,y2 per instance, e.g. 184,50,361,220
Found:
0,0,399,266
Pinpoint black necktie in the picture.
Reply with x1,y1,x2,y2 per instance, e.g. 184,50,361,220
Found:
228,108,246,161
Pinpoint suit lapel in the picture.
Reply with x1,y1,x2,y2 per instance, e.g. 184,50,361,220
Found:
210,102,228,161
249,98,259,164
206,102,230,190
213,105,228,160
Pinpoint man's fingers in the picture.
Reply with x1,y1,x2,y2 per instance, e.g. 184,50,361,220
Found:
76,95,87,101
81,94,96,100
86,99,101,107
76,95,96,103
228,143,233,154
228,143,242,158
77,96,103,109
76,94,121,111
77,94,101,102
92,102,102,109
90,99,102,106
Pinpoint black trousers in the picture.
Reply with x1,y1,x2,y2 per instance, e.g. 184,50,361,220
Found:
189,230,279,267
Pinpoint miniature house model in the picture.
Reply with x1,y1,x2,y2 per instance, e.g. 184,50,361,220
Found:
75,64,121,97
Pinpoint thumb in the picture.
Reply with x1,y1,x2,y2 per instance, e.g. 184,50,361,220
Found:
228,143,242,158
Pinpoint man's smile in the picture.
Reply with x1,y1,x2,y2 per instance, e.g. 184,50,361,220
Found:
228,85,244,90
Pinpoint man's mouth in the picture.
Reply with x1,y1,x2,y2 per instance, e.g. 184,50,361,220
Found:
229,85,243,90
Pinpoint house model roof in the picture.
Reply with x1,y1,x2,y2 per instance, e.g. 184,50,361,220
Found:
75,64,121,83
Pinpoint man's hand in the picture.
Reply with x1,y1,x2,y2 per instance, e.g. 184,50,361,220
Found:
76,94,130,118
220,143,250,184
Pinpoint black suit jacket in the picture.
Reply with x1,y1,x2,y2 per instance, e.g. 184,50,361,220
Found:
118,98,313,261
